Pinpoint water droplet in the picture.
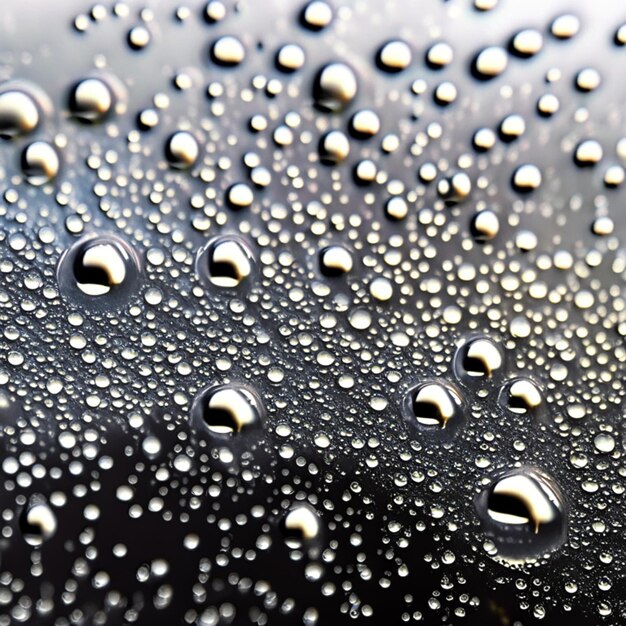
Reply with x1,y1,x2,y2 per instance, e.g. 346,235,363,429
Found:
0,89,40,138
403,381,465,437
369,276,393,301
574,139,603,166
349,109,380,138
575,68,601,92
426,42,454,68
204,1,226,23
211,36,245,66
594,433,616,453
128,25,151,50
226,182,254,209
512,164,542,192
191,383,264,436
20,496,57,546
165,131,199,169
385,196,409,221
319,129,350,164
276,44,306,72
499,114,525,141
499,377,546,419
510,29,543,57
377,40,412,72
58,234,140,304
197,236,255,288
476,468,567,561
454,337,503,380
313,62,358,112
471,210,499,241
473,127,496,152
433,81,457,106
473,46,508,79
550,14,580,40
21,141,59,185
69,77,114,122
319,245,353,276
281,504,322,548
537,93,560,117
301,1,333,31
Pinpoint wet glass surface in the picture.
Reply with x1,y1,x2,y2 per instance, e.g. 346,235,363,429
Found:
0,1,624,624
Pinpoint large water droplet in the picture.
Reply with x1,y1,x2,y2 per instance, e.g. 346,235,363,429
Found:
281,504,322,548
454,337,503,381
196,236,255,288
403,381,466,438
313,62,358,112
300,1,333,31
165,131,199,169
20,496,57,547
21,141,60,185
0,89,40,139
319,245,353,276
211,36,246,66
69,77,114,122
58,234,140,305
377,40,412,72
473,46,508,79
499,377,548,421
476,468,567,561
191,383,264,437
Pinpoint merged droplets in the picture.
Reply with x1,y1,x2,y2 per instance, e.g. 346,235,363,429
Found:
437,172,472,204
21,141,60,185
20,495,57,547
403,381,466,438
0,89,40,138
197,236,255,288
191,383,264,437
69,77,114,123
58,234,140,304
476,467,568,561
313,62,358,112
